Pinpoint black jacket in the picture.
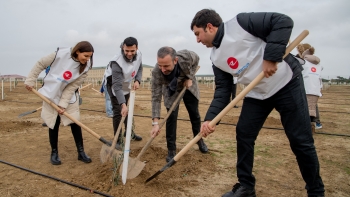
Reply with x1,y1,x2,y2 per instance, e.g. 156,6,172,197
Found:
205,12,299,122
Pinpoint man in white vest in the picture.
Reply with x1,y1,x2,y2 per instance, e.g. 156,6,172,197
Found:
191,9,324,197
106,37,143,149
297,43,323,133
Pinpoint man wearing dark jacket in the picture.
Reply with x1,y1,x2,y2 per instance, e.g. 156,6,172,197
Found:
106,37,143,149
151,47,208,162
191,9,324,197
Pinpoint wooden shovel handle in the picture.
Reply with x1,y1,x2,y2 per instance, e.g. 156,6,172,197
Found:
110,116,126,149
91,88,101,94
31,88,101,139
136,66,200,160
110,97,132,150
79,83,91,90
209,30,309,127
36,106,43,111
175,30,309,161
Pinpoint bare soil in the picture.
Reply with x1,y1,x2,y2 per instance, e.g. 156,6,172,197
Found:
0,82,349,197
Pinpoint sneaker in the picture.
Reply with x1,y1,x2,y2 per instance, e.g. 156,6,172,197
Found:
315,122,322,129
42,123,47,127
107,114,113,118
222,183,256,197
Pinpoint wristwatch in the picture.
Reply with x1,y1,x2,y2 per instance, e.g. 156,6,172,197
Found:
152,122,159,126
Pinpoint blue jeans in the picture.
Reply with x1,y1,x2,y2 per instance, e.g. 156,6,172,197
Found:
236,75,324,196
103,85,113,117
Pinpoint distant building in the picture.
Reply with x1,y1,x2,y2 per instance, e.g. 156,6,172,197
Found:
0,74,26,81
84,64,154,85
195,74,215,82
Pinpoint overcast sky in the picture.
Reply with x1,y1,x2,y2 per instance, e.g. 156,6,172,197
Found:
0,0,349,79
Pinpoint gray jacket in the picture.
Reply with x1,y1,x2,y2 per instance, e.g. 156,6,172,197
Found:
107,54,143,105
151,49,200,118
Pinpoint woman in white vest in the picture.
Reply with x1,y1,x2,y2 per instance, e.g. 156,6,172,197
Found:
297,43,322,133
25,41,94,165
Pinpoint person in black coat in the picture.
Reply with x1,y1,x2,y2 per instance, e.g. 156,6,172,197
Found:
191,9,324,197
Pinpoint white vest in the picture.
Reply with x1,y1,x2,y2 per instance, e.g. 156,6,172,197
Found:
302,61,322,96
210,17,293,100
107,50,142,95
101,65,110,87
39,47,90,105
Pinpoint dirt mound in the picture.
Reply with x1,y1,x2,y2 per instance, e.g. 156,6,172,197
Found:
263,117,282,127
73,146,216,197
0,120,37,133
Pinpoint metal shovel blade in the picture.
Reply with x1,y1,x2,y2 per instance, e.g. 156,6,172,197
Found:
100,144,123,163
18,110,37,118
119,157,146,180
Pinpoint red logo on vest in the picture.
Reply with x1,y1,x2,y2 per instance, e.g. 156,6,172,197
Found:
227,57,239,69
63,71,72,80
311,67,316,72
131,71,136,77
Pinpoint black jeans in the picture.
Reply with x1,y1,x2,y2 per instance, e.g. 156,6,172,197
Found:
49,115,84,151
231,83,237,100
166,90,201,150
236,76,324,196
106,85,129,136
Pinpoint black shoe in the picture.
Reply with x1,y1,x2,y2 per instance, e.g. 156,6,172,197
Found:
222,183,256,197
166,150,176,162
308,195,324,197
132,133,142,141
197,139,208,153
50,149,61,165
124,131,143,141
42,123,47,127
233,105,239,108
78,151,92,163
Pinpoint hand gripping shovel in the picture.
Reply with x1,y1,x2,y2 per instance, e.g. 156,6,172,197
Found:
145,30,310,183
30,88,115,148
121,66,201,180
120,84,188,179
19,84,91,118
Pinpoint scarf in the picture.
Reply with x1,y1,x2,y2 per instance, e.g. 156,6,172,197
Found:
162,63,182,97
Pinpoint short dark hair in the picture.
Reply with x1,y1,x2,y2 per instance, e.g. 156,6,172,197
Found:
191,9,223,30
157,47,176,61
123,37,138,47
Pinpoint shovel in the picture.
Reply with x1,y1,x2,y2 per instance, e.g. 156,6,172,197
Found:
99,116,125,163
91,88,101,94
145,30,310,183
18,106,42,118
100,98,131,163
121,66,200,180
121,85,188,179
18,84,91,118
30,88,115,148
